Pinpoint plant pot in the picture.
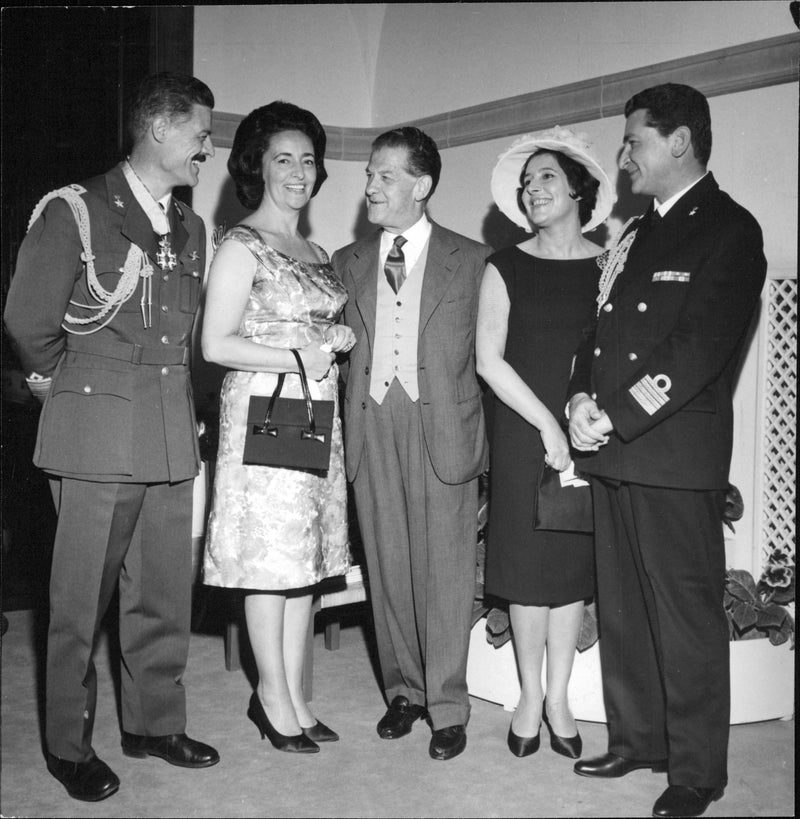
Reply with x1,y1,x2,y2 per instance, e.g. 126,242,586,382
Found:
729,637,794,724
466,620,795,724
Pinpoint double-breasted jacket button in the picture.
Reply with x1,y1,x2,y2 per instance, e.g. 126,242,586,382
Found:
83,384,92,393
161,335,169,344
594,347,601,357
603,302,613,312
628,352,638,361
191,270,200,279
161,305,168,313
637,302,648,312
163,274,169,282
161,366,170,376
591,392,597,400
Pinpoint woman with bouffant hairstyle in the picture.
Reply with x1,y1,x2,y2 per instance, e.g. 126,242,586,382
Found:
202,101,354,756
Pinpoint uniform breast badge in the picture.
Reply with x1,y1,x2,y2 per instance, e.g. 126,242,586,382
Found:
157,235,178,271
189,251,199,261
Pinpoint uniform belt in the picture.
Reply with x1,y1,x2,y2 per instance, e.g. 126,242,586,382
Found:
65,336,190,365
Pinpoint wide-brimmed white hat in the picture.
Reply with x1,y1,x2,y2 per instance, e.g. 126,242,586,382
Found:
491,126,615,233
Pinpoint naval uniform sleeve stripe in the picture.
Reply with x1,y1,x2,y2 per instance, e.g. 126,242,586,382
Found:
629,375,671,415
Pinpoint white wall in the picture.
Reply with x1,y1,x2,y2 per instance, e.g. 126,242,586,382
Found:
372,1,791,123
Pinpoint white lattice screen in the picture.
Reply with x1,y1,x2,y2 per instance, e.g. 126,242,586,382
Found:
761,277,797,567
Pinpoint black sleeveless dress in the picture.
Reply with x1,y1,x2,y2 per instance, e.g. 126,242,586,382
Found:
484,247,601,607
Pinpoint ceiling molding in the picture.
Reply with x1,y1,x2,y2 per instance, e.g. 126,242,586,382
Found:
211,34,798,157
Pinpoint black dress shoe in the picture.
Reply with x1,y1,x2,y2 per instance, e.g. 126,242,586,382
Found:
46,753,120,802
652,784,724,818
574,751,668,778
507,724,540,757
247,692,319,753
377,695,427,739
301,719,339,742
542,702,582,759
121,731,220,768
429,724,467,760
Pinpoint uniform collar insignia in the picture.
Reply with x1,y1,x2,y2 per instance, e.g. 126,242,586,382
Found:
689,207,698,216
114,194,125,208
189,251,199,260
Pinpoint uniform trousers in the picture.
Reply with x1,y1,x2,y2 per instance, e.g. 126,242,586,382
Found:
591,478,729,788
352,380,478,730
46,476,193,761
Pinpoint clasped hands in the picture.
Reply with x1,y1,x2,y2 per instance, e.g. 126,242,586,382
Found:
568,393,613,452
299,325,356,381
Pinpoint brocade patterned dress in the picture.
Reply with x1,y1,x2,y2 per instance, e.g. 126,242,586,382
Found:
203,226,350,591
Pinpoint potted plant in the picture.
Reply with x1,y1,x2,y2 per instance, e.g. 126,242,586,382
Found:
468,482,795,722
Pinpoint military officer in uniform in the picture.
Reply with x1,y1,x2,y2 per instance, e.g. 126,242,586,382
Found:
567,84,766,818
4,73,220,802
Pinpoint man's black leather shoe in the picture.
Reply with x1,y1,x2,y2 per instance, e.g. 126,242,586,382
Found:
429,725,467,760
121,732,220,768
574,751,668,778
652,784,724,817
46,753,120,802
376,696,427,739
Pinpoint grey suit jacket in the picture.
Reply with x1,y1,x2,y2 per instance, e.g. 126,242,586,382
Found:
332,221,490,485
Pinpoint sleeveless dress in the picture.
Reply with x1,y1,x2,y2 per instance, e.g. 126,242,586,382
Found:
203,226,350,591
484,247,603,607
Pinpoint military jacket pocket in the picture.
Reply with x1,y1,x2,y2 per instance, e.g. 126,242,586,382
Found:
37,367,135,475
179,267,202,313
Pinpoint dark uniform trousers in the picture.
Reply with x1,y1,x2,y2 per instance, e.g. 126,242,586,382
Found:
353,381,478,730
47,476,193,761
591,478,730,788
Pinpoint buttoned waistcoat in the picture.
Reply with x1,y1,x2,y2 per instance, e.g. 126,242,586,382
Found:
332,222,490,485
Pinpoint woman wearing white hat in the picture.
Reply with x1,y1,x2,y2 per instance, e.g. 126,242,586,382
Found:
476,128,614,759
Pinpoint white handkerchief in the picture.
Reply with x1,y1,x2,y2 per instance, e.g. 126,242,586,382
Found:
559,460,590,488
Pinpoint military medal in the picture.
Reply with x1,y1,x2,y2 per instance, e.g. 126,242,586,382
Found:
157,235,178,270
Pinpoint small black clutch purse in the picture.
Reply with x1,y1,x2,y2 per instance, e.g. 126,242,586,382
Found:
533,461,593,533
243,349,334,472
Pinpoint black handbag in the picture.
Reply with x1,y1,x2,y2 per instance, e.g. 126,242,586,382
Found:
533,461,594,533
243,349,334,472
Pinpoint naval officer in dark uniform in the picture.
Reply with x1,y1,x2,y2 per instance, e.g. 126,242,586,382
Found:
567,84,766,819
4,73,220,802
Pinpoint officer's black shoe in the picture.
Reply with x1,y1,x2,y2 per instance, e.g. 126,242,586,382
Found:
46,753,120,802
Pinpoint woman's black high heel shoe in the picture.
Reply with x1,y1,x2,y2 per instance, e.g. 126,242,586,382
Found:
542,699,582,759
301,720,339,742
507,723,541,757
247,693,319,754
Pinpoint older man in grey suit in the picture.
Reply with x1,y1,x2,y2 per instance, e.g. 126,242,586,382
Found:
332,127,489,761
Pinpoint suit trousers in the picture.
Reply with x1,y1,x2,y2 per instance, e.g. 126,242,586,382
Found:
46,476,193,761
353,380,478,730
591,479,729,788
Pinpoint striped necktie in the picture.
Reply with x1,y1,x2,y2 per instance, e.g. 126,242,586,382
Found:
384,234,407,293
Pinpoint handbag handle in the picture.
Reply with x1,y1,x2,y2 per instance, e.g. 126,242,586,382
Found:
254,349,325,443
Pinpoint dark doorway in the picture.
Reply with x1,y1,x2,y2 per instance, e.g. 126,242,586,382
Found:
1,6,193,611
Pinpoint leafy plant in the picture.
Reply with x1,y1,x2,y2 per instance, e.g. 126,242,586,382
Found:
724,553,795,647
